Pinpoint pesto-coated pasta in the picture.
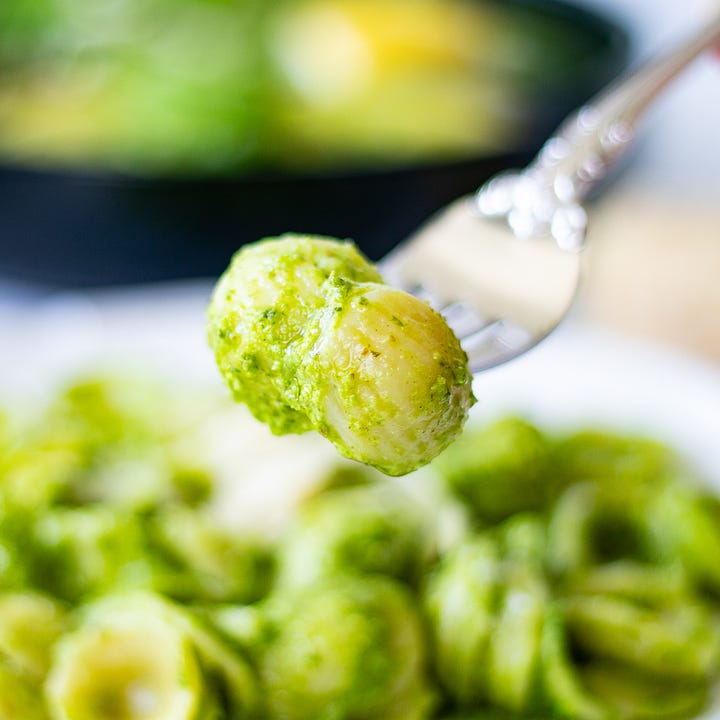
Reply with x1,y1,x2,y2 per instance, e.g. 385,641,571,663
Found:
31,506,155,602
539,606,610,720
276,484,433,590
645,482,720,593
0,374,719,720
207,235,475,476
423,537,499,705
0,658,48,720
563,560,691,607
45,592,260,720
563,595,720,680
260,576,436,720
0,592,66,680
436,418,557,523
46,594,204,720
581,663,709,720
485,565,546,712
147,507,273,604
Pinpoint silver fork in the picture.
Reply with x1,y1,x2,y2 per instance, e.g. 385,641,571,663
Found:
381,9,720,374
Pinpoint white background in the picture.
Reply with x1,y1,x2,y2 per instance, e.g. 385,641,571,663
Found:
575,0,720,198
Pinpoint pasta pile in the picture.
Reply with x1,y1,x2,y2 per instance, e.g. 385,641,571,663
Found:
0,378,719,719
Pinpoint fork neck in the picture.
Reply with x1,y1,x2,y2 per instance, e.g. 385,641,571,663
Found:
532,8,720,206
476,8,720,252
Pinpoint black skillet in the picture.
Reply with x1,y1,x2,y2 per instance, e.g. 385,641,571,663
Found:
0,0,628,287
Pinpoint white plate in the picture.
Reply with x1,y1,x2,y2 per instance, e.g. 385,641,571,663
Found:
2,282,720,717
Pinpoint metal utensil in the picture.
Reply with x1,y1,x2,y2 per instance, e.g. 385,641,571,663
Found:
382,10,720,373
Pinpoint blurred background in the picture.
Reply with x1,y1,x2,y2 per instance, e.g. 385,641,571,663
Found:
570,0,720,364
577,0,720,197
0,0,629,285
0,0,718,363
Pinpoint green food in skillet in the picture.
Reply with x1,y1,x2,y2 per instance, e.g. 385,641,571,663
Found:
0,0,607,174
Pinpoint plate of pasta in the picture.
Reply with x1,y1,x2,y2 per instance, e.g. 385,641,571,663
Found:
0,283,719,720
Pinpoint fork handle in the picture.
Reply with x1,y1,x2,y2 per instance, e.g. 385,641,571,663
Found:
531,8,720,204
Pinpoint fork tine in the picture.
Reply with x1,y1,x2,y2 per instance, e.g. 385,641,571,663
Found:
439,301,493,339
381,274,533,371
405,283,441,308
401,284,496,340
379,196,580,373
463,321,533,373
